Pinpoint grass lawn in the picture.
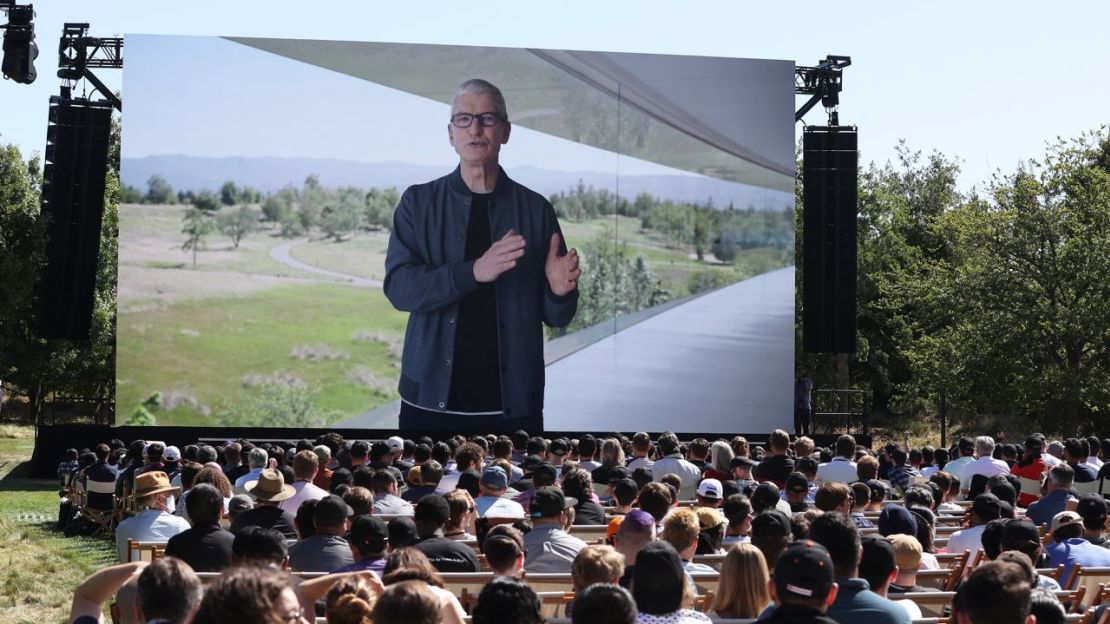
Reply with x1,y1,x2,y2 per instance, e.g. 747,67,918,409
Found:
289,232,390,281
0,425,116,624
117,282,408,426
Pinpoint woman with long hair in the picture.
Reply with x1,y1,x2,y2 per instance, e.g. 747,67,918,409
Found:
592,438,627,484
709,543,770,619
704,441,733,481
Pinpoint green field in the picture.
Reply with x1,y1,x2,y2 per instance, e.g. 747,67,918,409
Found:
117,204,787,426
118,283,407,426
0,426,116,624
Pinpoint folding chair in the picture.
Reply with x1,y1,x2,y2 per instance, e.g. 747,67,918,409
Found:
1019,477,1044,502
82,479,117,536
125,539,166,563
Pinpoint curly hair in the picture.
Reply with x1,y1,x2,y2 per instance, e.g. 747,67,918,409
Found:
325,576,375,624
193,464,232,498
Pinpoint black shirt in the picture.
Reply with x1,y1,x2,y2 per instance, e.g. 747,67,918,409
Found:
401,484,438,503
572,500,607,526
415,535,480,572
447,191,502,413
165,524,235,571
762,604,839,624
230,504,298,540
754,455,795,487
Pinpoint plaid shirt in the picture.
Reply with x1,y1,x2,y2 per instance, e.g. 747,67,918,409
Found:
887,464,921,493
58,460,79,481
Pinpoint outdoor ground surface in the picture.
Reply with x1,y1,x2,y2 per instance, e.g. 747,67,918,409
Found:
118,203,785,427
0,425,115,624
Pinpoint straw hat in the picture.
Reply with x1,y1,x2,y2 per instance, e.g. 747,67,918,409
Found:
133,471,179,498
244,469,295,502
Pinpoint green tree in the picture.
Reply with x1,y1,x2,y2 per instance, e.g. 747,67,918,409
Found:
144,174,175,204
119,183,143,203
262,186,296,223
181,207,214,266
192,190,221,212
320,187,363,241
219,180,240,206
216,205,259,248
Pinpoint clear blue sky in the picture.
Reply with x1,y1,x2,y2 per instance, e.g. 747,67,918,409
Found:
2,1,1107,191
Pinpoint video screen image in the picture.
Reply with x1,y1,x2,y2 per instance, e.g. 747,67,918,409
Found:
118,36,796,432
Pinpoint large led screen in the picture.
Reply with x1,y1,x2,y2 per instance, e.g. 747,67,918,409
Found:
118,35,796,433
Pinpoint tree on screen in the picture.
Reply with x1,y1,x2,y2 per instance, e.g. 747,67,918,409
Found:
216,205,259,248
181,207,214,266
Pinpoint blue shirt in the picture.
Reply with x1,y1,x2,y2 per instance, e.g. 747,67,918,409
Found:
1045,537,1110,581
1025,489,1075,526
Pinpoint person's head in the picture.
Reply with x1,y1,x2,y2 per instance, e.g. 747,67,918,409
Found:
135,557,202,624
750,510,793,567
769,540,838,612
571,544,625,591
372,580,441,624
247,447,269,469
294,499,319,540
483,525,525,576
382,547,444,587
324,576,375,624
975,436,996,458
443,488,474,531
631,540,692,615
612,478,638,508
695,507,725,554
231,526,289,568
1047,463,1075,492
952,561,1034,624
660,507,700,558
656,432,680,456
814,482,851,513
711,543,770,619
471,576,543,624
696,477,724,507
613,509,655,563
750,482,781,515
387,517,419,551
288,450,318,482
707,440,734,475
875,505,915,539
413,494,451,536
190,566,299,624
529,486,574,526
562,467,593,502
415,459,442,486
856,455,879,481
449,79,510,170
723,494,753,535
888,533,923,582
314,495,353,535
637,482,672,523
1076,493,1109,534
573,583,637,624
848,482,870,513
348,515,388,561
1028,588,1067,624
1001,518,1045,567
807,512,860,578
858,536,898,595
769,429,790,454
1050,511,1084,542
184,483,223,526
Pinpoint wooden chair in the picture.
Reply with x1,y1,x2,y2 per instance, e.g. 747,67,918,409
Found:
1018,477,1043,502
916,569,953,590
693,590,716,612
1064,567,1110,606
890,591,954,618
691,553,727,570
81,479,118,536
125,539,166,563
941,550,970,590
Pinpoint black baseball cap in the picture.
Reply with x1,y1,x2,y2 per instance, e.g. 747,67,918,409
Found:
751,483,781,511
1076,494,1109,522
786,472,809,492
751,509,792,538
973,493,1002,521
387,516,418,549
859,535,897,581
774,540,835,601
530,486,576,518
607,466,630,483
549,439,570,456
414,494,451,526
522,454,544,471
314,495,355,527
350,515,388,544
1000,518,1041,553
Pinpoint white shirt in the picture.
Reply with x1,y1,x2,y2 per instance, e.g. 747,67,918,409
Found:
943,456,974,483
1042,454,1062,468
896,598,923,620
280,480,329,514
946,524,987,556
579,460,602,472
115,508,191,562
817,456,858,483
435,471,461,494
475,495,525,519
1086,456,1104,470
652,454,702,496
920,465,940,478
961,456,1012,482
627,456,654,473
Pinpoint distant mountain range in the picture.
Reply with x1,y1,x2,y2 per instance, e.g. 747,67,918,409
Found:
120,155,793,211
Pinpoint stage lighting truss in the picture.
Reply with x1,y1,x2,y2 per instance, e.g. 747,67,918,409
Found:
795,55,851,126
57,22,122,111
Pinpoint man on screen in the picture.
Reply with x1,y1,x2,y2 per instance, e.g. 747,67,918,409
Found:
384,78,580,433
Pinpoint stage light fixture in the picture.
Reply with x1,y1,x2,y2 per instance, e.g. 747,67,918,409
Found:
1,2,37,84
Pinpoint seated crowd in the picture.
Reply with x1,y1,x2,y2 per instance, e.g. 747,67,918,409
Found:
59,429,1110,624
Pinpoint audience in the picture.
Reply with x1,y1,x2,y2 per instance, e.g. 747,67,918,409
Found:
412,494,480,572
762,540,840,624
230,468,298,539
471,576,544,624
573,583,637,624
1025,463,1077,526
630,541,711,623
115,471,190,562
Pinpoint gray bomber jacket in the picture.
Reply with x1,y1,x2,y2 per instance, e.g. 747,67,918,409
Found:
383,166,578,420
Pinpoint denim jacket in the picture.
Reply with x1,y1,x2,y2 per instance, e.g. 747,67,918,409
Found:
384,166,577,420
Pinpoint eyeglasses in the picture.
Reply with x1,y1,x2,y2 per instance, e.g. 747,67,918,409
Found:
282,607,308,624
450,112,505,128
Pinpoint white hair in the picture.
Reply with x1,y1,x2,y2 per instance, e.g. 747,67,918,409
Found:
453,78,508,119
975,436,996,457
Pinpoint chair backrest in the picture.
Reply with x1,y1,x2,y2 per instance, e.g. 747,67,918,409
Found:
1072,480,1105,497
126,539,166,563
915,569,952,590
1019,477,1043,499
1064,566,1110,602
889,591,955,618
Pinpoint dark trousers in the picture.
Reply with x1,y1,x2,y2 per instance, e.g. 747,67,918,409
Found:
398,401,543,436
794,407,812,436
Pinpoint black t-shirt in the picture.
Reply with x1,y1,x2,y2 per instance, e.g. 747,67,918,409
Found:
447,191,502,413
754,455,795,487
230,504,297,540
165,524,235,572
572,500,607,525
414,535,480,572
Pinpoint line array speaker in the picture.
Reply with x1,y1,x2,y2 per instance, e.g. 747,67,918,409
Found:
802,126,858,353
37,96,113,341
